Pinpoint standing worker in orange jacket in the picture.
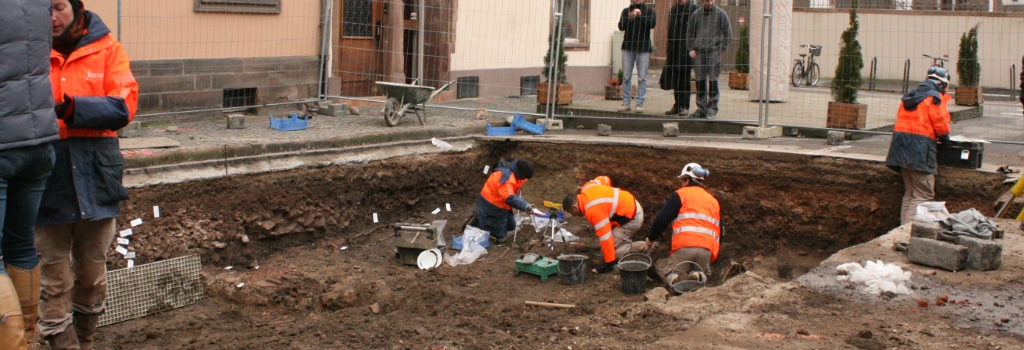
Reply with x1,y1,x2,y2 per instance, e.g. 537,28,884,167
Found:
644,163,722,287
885,67,951,225
562,178,647,274
471,160,536,244
35,0,138,348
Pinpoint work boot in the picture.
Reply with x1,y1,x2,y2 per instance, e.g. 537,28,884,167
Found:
665,105,678,115
73,312,100,350
5,265,39,343
0,275,29,350
634,105,644,114
45,326,79,350
678,108,689,117
617,104,630,112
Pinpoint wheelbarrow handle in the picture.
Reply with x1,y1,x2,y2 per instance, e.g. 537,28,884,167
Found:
428,79,458,101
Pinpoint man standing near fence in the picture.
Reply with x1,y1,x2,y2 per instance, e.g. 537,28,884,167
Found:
663,0,699,117
686,0,731,119
617,0,656,114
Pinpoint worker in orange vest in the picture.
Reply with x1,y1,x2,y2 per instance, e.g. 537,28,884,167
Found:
644,163,722,287
471,160,536,244
562,177,647,274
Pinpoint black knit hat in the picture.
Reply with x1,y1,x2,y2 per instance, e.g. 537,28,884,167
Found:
69,0,83,13
515,160,534,179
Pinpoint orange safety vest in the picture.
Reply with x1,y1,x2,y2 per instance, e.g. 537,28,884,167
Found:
50,33,138,139
479,169,527,210
893,93,951,140
578,184,637,263
670,186,722,261
580,176,611,191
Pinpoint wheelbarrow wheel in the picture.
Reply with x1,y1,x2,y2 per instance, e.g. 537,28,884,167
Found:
383,97,403,127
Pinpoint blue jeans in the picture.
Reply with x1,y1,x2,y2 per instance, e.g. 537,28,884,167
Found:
622,50,651,106
0,143,55,274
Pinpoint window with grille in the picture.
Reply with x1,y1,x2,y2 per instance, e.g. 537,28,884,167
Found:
223,88,256,108
344,0,374,37
194,0,281,14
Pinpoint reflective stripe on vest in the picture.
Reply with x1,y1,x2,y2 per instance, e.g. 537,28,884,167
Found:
583,188,620,232
672,225,719,242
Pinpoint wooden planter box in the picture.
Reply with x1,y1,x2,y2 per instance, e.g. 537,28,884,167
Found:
537,83,573,105
826,101,867,129
728,72,749,90
954,86,983,106
605,85,622,100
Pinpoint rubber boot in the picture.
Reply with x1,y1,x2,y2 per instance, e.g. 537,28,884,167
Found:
0,275,29,350
45,326,79,350
6,264,40,343
73,312,99,350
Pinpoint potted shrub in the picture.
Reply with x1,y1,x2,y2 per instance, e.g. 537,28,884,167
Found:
955,24,982,106
826,2,866,130
538,29,572,105
729,24,750,90
606,69,623,100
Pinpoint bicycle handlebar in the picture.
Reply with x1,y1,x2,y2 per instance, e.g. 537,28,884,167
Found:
922,54,949,62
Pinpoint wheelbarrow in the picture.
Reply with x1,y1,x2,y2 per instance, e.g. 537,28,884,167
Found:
375,79,456,127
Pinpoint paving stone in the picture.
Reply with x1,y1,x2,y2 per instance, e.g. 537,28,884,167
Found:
827,130,845,145
226,114,246,129
663,122,679,137
911,220,942,240
323,103,349,117
597,124,611,136
908,237,967,272
956,236,1002,271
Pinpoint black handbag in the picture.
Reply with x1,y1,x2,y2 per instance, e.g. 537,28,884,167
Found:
659,68,672,90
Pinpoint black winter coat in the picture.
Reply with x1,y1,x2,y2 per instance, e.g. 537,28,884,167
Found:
663,2,698,89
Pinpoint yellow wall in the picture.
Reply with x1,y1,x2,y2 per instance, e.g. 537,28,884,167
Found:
87,0,321,60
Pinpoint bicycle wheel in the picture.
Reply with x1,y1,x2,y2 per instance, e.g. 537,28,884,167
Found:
807,63,821,86
791,63,805,87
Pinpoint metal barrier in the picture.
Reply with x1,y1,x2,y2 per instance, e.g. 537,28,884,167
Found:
1012,64,1018,100
902,59,911,94
868,57,877,91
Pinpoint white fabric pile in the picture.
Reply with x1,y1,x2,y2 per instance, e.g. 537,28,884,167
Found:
836,260,913,295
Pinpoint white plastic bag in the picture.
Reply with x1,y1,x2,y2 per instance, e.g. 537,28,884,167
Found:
446,238,488,266
914,201,950,222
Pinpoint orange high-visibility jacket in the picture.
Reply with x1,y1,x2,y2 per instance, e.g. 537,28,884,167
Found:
50,30,138,139
578,185,637,263
581,176,611,191
480,169,527,210
671,186,722,261
885,81,951,175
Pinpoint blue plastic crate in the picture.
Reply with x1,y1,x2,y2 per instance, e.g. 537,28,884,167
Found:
511,113,546,135
486,123,515,136
269,113,308,131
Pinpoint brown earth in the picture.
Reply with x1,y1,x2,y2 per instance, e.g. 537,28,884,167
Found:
52,141,1024,349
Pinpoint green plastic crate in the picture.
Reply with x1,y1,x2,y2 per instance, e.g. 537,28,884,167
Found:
515,257,559,281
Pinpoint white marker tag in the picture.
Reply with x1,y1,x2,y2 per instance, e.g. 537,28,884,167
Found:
225,266,233,270
373,213,379,223
153,206,161,218
125,252,136,259
130,218,143,227
117,238,130,245
432,208,441,215
960,150,970,160
115,246,128,255
119,229,133,237
483,165,490,174
254,266,260,270
127,260,135,268
446,203,451,212
236,283,245,288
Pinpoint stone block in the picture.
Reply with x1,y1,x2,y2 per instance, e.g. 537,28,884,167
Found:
908,237,967,272
663,122,679,137
226,114,246,129
122,121,142,131
537,118,563,131
322,103,349,117
911,220,942,240
117,129,142,138
827,130,846,145
597,124,612,136
317,102,330,114
956,236,1002,271
741,126,782,139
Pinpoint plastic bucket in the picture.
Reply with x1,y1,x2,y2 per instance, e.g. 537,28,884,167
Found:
557,254,587,285
619,253,652,295
669,261,707,294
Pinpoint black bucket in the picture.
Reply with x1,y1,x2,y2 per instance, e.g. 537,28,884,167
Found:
557,254,587,285
618,253,652,295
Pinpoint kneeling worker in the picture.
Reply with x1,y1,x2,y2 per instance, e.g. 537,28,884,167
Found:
644,163,722,287
562,178,647,274
472,159,536,243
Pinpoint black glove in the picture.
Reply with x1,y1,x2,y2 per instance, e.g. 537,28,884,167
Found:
55,94,75,123
937,134,950,145
595,260,618,274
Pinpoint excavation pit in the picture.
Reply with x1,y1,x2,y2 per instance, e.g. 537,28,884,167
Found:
100,139,1019,349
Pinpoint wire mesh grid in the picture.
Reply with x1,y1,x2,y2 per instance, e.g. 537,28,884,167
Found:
99,255,204,327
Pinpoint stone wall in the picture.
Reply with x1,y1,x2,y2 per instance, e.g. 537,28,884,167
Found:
130,56,321,117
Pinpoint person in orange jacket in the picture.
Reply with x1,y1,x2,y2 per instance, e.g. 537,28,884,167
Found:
34,0,138,348
471,160,536,244
562,178,647,274
644,163,722,287
885,67,951,225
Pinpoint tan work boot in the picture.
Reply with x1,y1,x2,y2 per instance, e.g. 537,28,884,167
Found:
6,264,40,343
73,312,99,350
45,326,79,350
0,274,29,350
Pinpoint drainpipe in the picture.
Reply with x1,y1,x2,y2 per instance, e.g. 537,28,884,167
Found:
418,0,425,84
317,0,333,100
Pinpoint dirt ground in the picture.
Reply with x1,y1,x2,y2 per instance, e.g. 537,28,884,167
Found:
53,141,1024,349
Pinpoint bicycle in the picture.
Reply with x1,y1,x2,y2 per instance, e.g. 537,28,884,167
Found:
923,53,949,68
791,44,822,87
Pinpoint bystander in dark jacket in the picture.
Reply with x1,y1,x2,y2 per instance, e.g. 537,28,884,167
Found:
662,0,699,116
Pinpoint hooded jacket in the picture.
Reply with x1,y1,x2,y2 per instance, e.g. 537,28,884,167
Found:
686,4,732,53
885,80,951,175
38,11,138,225
0,0,60,151
618,3,656,53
